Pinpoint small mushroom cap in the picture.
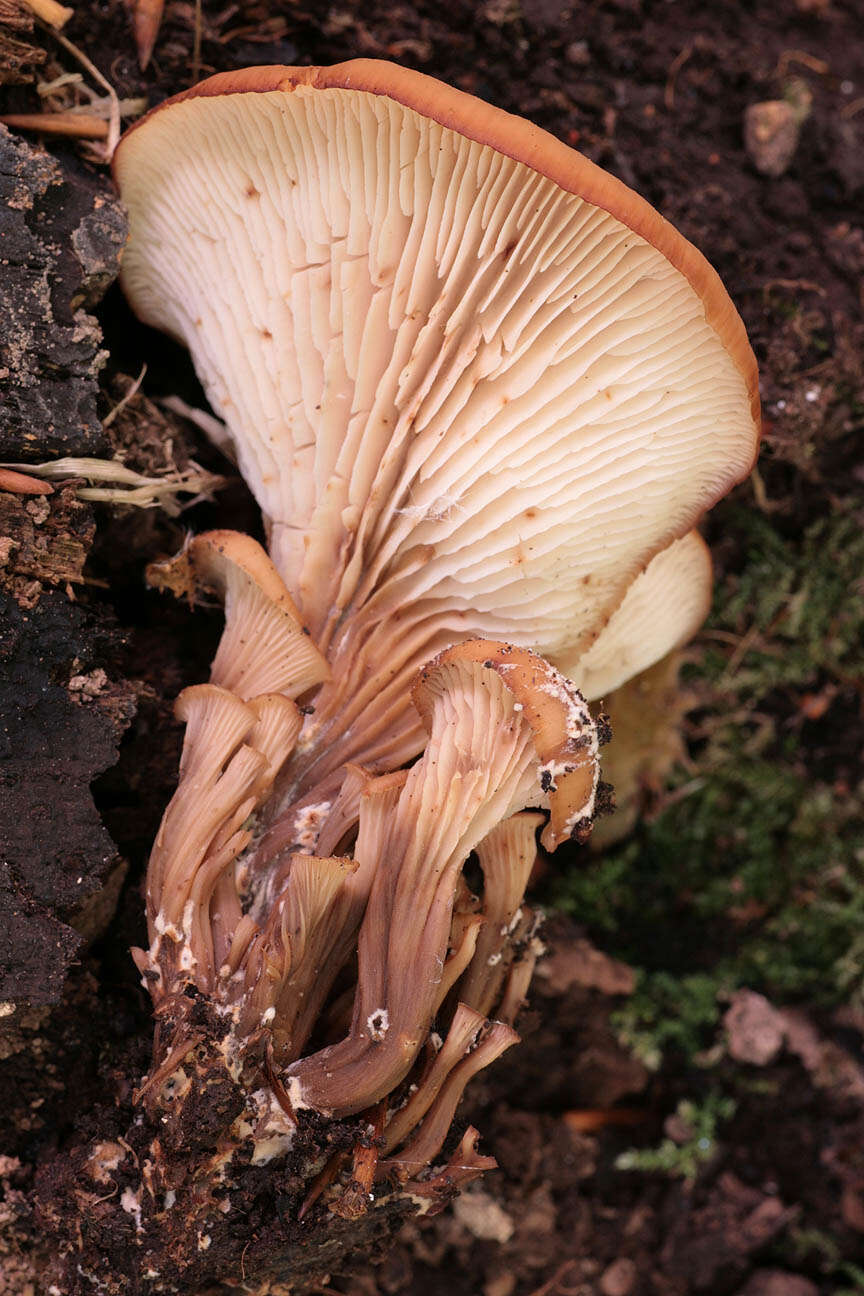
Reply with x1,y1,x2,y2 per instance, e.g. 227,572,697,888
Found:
381,1002,489,1155
149,530,329,700
116,61,759,674
188,530,306,620
173,682,258,780
246,693,304,795
150,684,268,944
413,640,599,850
382,1015,519,1178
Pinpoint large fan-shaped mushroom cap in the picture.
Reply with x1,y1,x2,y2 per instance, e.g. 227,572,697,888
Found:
115,61,759,682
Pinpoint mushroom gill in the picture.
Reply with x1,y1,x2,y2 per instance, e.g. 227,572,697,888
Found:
115,61,759,851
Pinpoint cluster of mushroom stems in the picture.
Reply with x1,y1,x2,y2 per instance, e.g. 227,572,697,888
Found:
139,529,602,1197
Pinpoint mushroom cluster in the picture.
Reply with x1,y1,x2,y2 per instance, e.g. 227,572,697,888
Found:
113,59,759,1249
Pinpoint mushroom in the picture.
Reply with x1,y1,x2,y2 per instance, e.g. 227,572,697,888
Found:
238,851,360,1063
380,1015,520,1181
114,60,759,866
109,61,761,1253
587,651,695,850
138,682,303,992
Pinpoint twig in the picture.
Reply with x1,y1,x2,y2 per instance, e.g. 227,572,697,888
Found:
298,1151,348,1220
129,0,165,71
329,1103,386,1219
722,623,770,678
132,1032,203,1104
653,776,707,811
665,44,693,110
750,465,770,513
563,1108,646,1133
102,364,147,428
0,467,54,495
1,455,226,515
700,629,749,647
720,599,791,680
841,96,864,119
0,111,108,138
762,277,826,299
775,49,830,79
36,70,82,94
160,395,235,460
264,1037,296,1122
527,1260,583,1296
50,26,121,156
191,0,202,83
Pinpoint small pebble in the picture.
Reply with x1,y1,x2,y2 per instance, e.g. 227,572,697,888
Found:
566,40,590,66
600,1257,637,1296
744,101,802,178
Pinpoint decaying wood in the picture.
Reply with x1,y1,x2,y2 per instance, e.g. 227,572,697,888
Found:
0,0,46,84
0,124,126,458
0,129,134,1011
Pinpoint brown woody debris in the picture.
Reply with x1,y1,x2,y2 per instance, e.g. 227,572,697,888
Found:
539,937,635,998
0,0,45,84
0,483,93,593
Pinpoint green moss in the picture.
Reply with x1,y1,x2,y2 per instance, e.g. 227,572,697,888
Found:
615,1091,736,1182
703,506,864,698
837,1267,864,1296
786,1229,864,1291
550,504,864,1065
614,972,729,1071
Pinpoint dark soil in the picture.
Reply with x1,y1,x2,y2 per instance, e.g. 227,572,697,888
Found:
1,1,863,1294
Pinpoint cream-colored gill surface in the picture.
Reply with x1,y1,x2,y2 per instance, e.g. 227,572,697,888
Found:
560,530,713,701
117,85,756,650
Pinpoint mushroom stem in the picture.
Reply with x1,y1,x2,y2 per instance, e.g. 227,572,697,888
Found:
238,853,360,1061
380,1019,519,1180
457,811,543,1016
284,644,598,1116
142,684,304,995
